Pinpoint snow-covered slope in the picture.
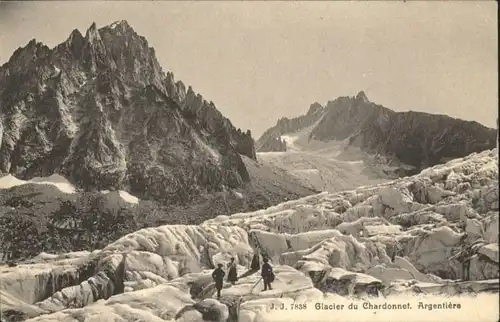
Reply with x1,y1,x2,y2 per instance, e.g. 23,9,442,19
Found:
0,174,77,195
1,149,498,322
257,122,395,192
0,173,144,205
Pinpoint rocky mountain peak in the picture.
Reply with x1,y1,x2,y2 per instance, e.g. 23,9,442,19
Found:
67,29,84,44
0,20,258,205
355,90,369,102
258,93,497,175
85,22,101,43
108,20,131,31
256,104,325,152
21,38,46,52
64,29,86,58
98,19,143,44
306,102,324,115
27,38,38,47
3,38,49,69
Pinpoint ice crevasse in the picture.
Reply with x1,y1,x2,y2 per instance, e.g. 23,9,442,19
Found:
0,149,498,321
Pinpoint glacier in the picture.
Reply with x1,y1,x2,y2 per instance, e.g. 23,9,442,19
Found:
0,149,498,321
257,122,396,193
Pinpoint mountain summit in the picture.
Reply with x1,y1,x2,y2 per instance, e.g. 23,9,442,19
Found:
355,90,369,102
0,21,259,204
257,93,497,176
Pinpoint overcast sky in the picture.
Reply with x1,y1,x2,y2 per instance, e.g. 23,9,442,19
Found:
0,1,497,138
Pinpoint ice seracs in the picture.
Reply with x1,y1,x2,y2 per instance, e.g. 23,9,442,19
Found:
0,149,498,321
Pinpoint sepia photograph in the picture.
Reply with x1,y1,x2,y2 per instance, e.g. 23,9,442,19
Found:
0,1,498,321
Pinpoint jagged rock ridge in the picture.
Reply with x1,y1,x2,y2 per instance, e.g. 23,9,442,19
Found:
0,20,256,204
257,91,497,175
256,102,324,152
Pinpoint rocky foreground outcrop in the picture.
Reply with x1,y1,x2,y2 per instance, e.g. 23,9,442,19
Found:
257,91,497,176
1,149,498,321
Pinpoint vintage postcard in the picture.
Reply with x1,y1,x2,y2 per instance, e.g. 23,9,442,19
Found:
0,1,498,321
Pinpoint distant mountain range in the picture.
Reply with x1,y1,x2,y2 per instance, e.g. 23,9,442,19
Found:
257,91,497,177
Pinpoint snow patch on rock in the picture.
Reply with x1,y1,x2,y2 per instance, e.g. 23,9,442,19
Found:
118,190,139,204
0,173,76,194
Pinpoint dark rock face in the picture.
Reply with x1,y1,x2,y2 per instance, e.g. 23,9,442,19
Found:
310,93,497,173
256,102,324,152
258,92,497,174
0,309,30,322
0,183,140,260
257,136,287,152
0,21,255,204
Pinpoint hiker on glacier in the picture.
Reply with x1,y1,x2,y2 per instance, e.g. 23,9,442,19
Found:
391,241,401,263
449,233,486,281
212,263,225,299
227,257,238,285
250,251,260,271
261,257,275,291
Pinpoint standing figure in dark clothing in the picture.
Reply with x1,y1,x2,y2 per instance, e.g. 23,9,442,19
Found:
227,257,238,285
212,263,225,299
261,257,274,291
250,252,260,271
391,241,401,263
462,255,471,281
449,233,482,282
460,241,479,281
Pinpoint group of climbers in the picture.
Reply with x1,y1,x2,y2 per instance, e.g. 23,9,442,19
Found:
211,229,486,301
211,253,274,299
